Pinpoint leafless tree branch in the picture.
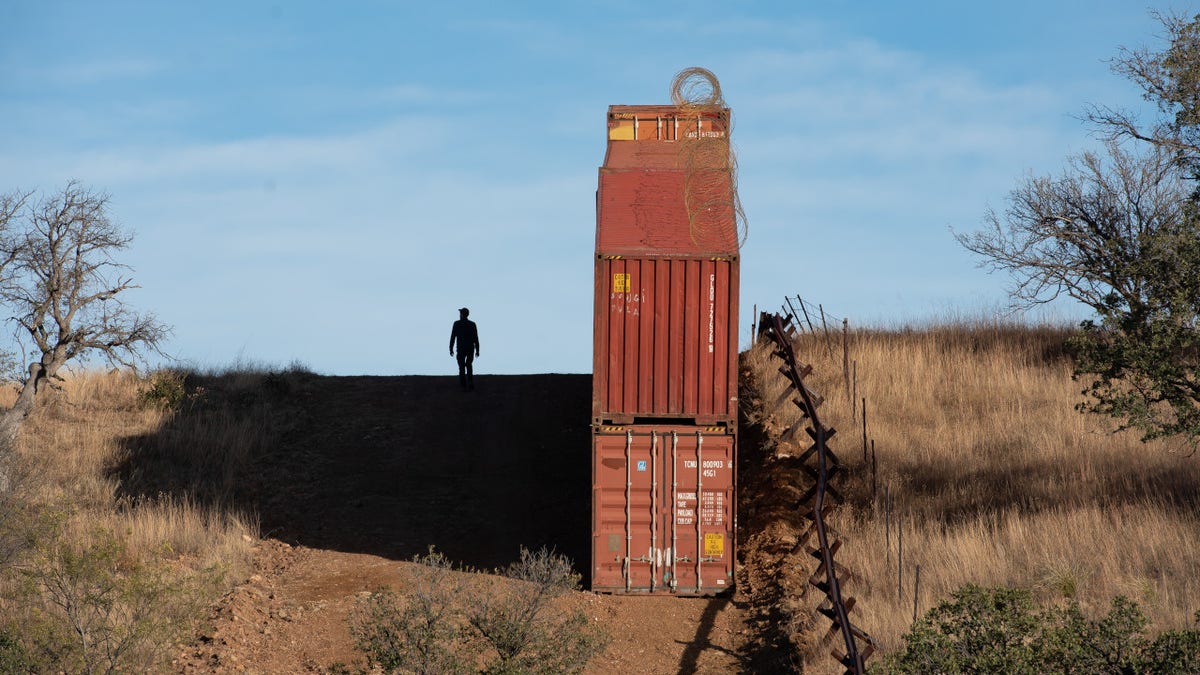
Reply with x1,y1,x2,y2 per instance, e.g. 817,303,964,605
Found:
1084,11,1200,171
954,141,1188,314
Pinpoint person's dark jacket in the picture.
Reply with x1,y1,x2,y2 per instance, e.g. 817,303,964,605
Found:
450,319,479,355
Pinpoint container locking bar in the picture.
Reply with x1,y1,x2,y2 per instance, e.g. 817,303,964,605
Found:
649,431,658,592
696,430,703,592
670,430,679,591
623,429,632,593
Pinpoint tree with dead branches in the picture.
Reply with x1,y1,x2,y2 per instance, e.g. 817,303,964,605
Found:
0,181,168,488
958,142,1191,315
957,12,1200,446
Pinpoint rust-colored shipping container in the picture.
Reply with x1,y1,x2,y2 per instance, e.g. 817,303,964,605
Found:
592,101,740,595
592,425,735,594
592,255,738,425
598,105,739,257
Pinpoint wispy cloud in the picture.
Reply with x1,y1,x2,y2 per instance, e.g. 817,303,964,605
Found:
27,116,451,187
705,33,1107,327
370,83,487,106
727,37,1084,175
19,57,167,86
1,109,596,374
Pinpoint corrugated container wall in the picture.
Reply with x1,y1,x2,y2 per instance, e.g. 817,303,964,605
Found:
592,103,740,595
593,256,738,425
592,425,735,594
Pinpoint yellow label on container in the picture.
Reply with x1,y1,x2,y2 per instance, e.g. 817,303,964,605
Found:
704,533,724,557
613,273,630,293
608,120,635,140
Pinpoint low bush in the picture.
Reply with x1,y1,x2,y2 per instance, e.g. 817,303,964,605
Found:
351,548,470,675
136,369,187,410
349,547,607,675
875,583,1200,674
0,625,32,674
466,547,608,675
1,524,211,673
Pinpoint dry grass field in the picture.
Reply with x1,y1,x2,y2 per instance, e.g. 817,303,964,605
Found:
0,368,278,671
0,370,750,674
10,370,261,554
742,319,1200,666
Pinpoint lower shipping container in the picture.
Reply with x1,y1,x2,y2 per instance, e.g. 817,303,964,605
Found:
591,424,735,595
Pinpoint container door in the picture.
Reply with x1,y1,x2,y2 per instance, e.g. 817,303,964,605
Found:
592,428,735,594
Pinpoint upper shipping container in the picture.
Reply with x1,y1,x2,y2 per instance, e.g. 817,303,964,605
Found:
597,106,740,258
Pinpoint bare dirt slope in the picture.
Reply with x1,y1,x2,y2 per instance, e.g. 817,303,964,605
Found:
170,374,756,674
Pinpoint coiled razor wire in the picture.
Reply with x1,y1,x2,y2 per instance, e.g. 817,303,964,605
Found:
670,67,749,249
671,66,725,107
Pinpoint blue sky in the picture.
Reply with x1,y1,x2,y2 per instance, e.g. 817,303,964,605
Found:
0,1,1183,375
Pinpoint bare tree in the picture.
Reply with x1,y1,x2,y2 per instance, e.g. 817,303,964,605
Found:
956,141,1191,316
957,12,1200,446
0,182,168,486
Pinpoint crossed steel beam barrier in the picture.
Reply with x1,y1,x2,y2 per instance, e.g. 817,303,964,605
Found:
760,311,875,674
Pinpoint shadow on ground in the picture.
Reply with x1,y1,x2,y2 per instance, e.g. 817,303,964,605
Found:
112,373,592,576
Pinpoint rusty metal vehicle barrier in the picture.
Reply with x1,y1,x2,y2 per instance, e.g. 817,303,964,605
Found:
759,311,875,674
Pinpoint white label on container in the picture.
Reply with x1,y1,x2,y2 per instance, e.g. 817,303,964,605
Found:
708,273,715,352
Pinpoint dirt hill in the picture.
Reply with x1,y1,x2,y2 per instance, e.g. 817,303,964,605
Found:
166,374,780,673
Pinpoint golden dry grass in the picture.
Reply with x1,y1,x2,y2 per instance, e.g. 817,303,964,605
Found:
9,368,260,580
744,319,1200,664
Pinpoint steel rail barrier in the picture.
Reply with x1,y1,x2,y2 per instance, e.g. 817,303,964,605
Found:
760,311,875,674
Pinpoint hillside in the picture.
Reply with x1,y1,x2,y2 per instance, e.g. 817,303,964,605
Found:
7,323,1199,672
742,323,1200,661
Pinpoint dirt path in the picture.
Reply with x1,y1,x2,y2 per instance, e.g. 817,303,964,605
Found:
176,541,748,673
172,374,756,673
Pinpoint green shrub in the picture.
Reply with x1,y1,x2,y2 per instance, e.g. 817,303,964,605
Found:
1145,620,1200,675
467,547,607,675
875,584,1200,674
3,527,207,674
881,584,1039,673
351,548,470,675
0,625,33,674
137,369,187,410
348,547,607,675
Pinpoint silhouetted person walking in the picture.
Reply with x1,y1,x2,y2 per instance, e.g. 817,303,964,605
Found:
449,307,480,391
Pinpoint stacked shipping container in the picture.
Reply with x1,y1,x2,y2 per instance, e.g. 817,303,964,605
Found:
592,104,739,595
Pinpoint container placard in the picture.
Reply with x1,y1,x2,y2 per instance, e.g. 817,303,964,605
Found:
704,533,724,557
613,273,630,293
